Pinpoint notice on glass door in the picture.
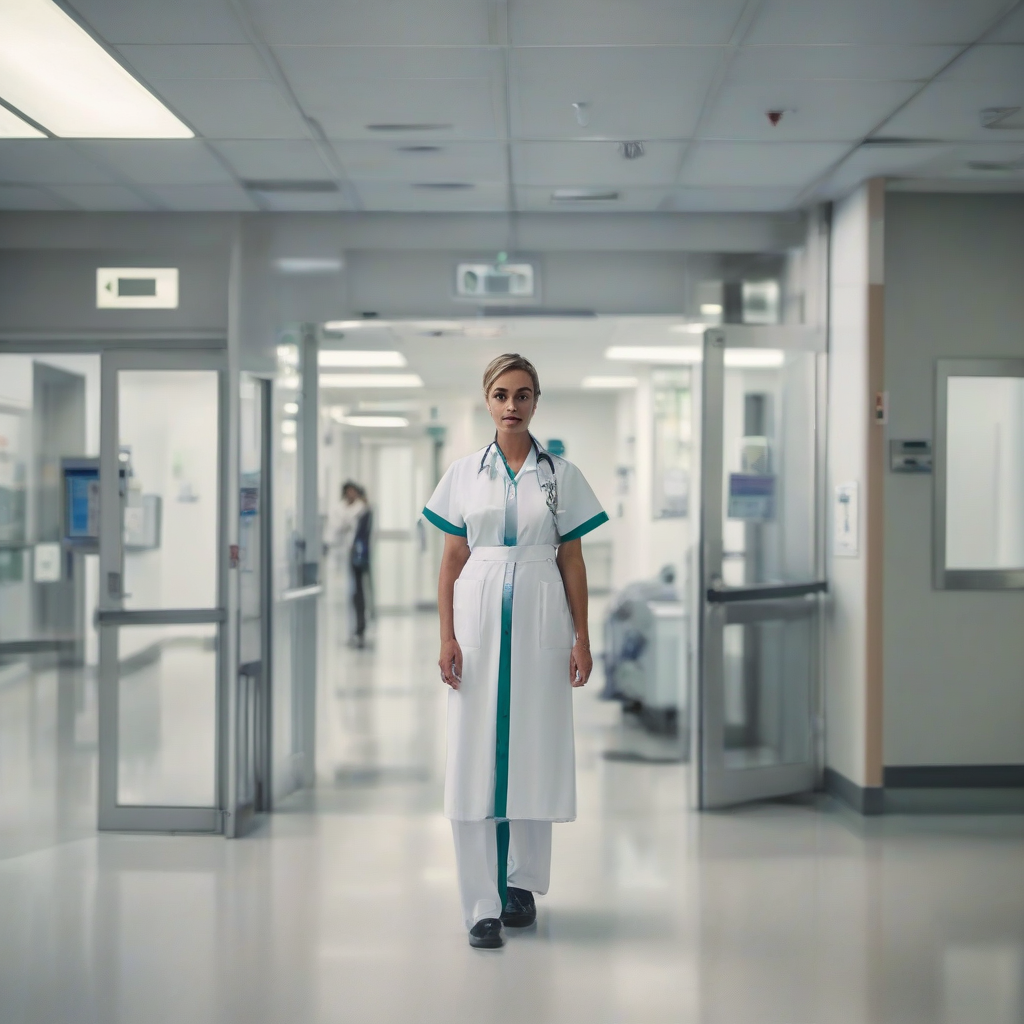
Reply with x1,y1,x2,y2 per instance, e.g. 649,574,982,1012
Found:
727,473,775,520
834,481,859,558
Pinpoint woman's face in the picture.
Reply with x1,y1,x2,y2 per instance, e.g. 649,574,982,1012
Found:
486,369,538,436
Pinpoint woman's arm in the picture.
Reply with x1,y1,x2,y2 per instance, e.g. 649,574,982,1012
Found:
438,532,471,689
556,538,592,687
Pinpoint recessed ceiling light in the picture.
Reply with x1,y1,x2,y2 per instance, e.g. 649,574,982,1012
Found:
669,323,710,335
552,189,620,202
319,373,424,389
700,303,723,315
724,349,785,369
366,123,452,132
0,99,45,137
0,0,193,138
274,257,343,275
323,320,393,332
340,415,409,428
283,402,299,415
318,350,407,368
605,346,701,364
581,375,638,389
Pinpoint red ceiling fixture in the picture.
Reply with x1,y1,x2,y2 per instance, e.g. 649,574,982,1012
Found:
766,110,785,127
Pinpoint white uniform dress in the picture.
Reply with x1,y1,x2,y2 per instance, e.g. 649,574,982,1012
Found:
424,437,607,927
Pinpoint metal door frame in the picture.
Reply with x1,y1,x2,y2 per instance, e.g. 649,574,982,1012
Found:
97,348,228,832
696,325,828,809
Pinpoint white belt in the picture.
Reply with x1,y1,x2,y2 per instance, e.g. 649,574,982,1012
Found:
469,544,555,563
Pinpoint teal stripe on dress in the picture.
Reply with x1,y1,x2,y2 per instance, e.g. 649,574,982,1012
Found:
496,820,510,910
421,506,467,537
559,510,610,543
494,562,514,822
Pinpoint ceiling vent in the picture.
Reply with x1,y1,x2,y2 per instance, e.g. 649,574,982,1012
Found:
551,188,620,202
980,107,1024,130
619,141,645,160
966,159,1024,172
860,137,940,146
366,122,452,132
244,179,338,193
398,145,443,153
412,182,474,189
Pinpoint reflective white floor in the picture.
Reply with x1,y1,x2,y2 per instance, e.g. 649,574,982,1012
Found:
1,610,1024,1024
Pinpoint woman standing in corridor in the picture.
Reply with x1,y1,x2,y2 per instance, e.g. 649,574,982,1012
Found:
423,353,608,949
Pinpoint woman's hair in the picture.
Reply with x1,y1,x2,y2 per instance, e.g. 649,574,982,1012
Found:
482,353,541,399
341,480,366,500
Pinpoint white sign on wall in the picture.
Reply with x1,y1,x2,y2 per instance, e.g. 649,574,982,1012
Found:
834,481,860,558
97,267,179,309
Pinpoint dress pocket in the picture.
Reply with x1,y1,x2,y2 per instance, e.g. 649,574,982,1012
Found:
453,578,483,649
539,579,574,650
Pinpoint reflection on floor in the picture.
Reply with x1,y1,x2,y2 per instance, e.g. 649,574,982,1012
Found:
1,612,1024,1023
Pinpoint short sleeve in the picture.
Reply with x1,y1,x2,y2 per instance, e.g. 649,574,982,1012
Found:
423,462,467,537
556,462,609,542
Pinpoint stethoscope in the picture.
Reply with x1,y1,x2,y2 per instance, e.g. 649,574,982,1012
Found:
478,434,555,476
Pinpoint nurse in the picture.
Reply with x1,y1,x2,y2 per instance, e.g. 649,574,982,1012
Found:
423,353,608,949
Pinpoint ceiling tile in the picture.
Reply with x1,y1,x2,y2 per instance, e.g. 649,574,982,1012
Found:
671,186,802,211
67,0,248,45
680,141,849,186
245,0,493,45
0,185,68,210
0,141,114,184
512,47,718,139
333,142,506,183
354,181,508,211
144,184,258,211
747,0,1012,45
913,141,1024,180
286,76,502,140
75,140,236,185
937,45,1024,86
211,140,332,179
883,80,1024,142
513,141,683,186
515,185,670,212
990,6,1024,42
510,0,748,45
703,79,920,142
148,79,310,139
729,44,959,80
116,45,268,80
817,143,953,196
47,183,154,211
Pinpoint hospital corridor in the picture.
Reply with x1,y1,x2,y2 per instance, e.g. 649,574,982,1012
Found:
3,0,1024,1019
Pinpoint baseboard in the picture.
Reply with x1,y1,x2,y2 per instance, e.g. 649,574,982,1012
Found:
884,764,1024,789
823,767,884,815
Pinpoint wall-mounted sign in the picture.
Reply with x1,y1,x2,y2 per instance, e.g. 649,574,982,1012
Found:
455,262,535,300
727,473,775,521
834,481,859,558
890,439,932,473
97,267,179,309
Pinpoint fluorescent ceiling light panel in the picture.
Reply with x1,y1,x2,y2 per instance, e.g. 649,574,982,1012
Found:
700,303,723,315
341,415,409,428
0,0,193,138
318,350,407,368
0,100,44,137
724,349,785,369
319,373,423,389
669,323,710,335
274,257,343,275
581,376,638,389
605,346,702,364
323,320,392,331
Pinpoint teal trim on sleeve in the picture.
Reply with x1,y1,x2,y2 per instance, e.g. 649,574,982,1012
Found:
559,510,610,543
422,506,467,537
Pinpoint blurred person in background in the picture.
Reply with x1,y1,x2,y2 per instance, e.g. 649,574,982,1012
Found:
336,481,372,648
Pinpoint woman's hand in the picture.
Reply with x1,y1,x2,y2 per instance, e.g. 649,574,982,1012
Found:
439,638,463,690
569,640,592,687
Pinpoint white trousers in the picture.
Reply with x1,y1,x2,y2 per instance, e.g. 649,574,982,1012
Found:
451,820,552,928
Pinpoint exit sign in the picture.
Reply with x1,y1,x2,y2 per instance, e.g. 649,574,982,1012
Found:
97,268,179,309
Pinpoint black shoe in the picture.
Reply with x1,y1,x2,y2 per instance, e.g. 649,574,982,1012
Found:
501,886,536,928
468,918,504,949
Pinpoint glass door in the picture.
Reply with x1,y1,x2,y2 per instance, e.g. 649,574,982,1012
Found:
97,350,225,832
696,326,827,808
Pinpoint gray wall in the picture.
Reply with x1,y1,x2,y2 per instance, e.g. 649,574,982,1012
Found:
883,193,1024,767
